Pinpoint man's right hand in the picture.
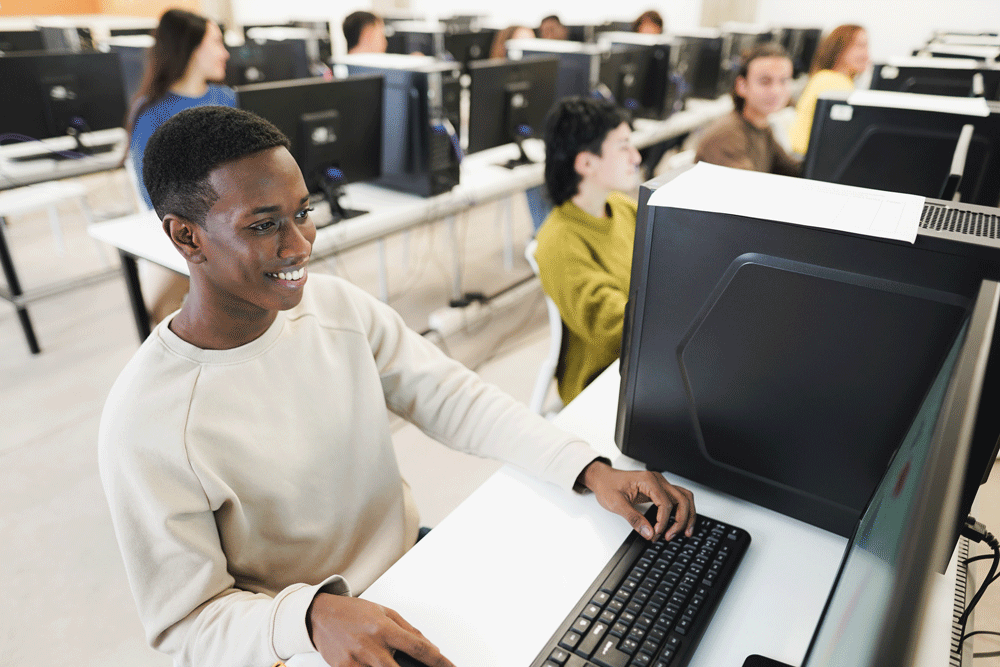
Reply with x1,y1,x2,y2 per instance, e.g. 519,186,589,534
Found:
306,593,456,667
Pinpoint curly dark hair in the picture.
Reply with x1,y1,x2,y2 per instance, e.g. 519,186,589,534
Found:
543,97,630,206
143,106,291,225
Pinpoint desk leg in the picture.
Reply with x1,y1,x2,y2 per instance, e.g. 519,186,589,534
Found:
377,239,389,302
446,216,462,301
0,214,40,354
119,251,151,342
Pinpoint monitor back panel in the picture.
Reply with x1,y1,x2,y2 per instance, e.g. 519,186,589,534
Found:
803,96,1000,208
871,63,1000,101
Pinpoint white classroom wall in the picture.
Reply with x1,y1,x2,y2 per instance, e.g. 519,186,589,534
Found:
754,0,1000,64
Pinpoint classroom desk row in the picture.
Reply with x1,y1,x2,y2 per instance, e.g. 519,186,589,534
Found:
286,366,970,667
81,96,734,347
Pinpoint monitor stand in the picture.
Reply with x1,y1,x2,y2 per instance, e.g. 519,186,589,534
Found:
319,182,367,228
501,137,533,170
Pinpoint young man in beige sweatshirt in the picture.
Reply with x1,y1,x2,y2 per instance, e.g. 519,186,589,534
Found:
98,106,696,667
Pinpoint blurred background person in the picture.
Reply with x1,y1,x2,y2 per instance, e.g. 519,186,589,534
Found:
789,24,870,155
343,10,388,54
695,42,800,175
490,25,536,59
539,15,569,40
632,10,664,35
124,8,234,325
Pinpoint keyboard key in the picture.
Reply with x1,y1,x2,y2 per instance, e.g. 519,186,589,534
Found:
559,631,582,650
548,648,570,664
654,648,675,666
675,617,692,635
630,653,652,666
582,604,602,620
572,617,591,634
578,621,609,657
592,591,611,606
592,638,630,667
620,638,640,655
610,622,629,637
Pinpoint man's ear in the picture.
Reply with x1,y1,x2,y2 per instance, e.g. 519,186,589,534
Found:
164,214,206,264
734,75,748,102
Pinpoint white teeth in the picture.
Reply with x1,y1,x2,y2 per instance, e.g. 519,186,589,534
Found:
271,268,305,281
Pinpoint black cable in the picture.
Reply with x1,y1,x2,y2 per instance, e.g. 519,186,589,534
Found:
962,630,1000,659
959,517,1000,644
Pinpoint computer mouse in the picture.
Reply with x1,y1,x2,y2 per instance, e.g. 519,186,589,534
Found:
394,652,430,667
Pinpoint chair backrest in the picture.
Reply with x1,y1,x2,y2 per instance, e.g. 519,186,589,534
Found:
525,239,564,415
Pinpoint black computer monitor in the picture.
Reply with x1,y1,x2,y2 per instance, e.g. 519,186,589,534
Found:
0,29,44,53
596,44,653,115
235,75,383,223
802,91,1000,207
443,29,497,68
621,169,1000,538
797,279,997,667
225,37,312,86
384,22,441,57
672,32,725,99
599,33,687,119
0,51,127,145
774,27,822,77
466,55,559,167
871,58,1000,100
109,27,154,37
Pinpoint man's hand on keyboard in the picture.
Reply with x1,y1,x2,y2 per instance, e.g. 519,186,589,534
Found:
578,460,696,542
307,593,456,667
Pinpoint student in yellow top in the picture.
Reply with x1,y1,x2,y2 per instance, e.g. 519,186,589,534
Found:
534,97,642,405
789,24,871,155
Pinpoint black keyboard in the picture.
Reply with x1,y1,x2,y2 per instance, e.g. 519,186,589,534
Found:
530,512,751,667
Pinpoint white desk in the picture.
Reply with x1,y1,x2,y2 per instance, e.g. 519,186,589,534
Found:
352,367,850,667
0,128,127,191
87,97,735,344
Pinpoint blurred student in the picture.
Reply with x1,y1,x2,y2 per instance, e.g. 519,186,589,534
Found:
125,8,234,324
789,24,870,155
539,15,569,40
632,10,664,35
534,98,642,404
695,42,801,175
344,11,388,54
489,25,536,59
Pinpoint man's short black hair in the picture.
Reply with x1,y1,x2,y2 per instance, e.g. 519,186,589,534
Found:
543,97,630,206
343,10,381,51
143,106,291,225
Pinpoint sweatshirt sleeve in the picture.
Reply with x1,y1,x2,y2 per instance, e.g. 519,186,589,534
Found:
340,280,603,492
98,357,348,667
696,121,756,171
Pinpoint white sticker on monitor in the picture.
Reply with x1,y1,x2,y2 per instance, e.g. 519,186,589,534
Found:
880,65,900,80
830,104,854,122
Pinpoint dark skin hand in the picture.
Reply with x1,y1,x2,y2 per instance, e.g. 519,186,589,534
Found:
578,459,697,541
306,461,694,666
307,594,455,667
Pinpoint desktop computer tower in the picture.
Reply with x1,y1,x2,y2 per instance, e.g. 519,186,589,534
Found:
599,32,687,119
672,30,726,99
620,168,1000,537
341,55,461,197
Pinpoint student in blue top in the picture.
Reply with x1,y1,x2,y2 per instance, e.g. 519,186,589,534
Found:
125,9,234,324
127,9,234,210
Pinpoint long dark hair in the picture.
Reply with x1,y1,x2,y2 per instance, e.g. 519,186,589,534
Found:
809,24,864,76
124,9,211,136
